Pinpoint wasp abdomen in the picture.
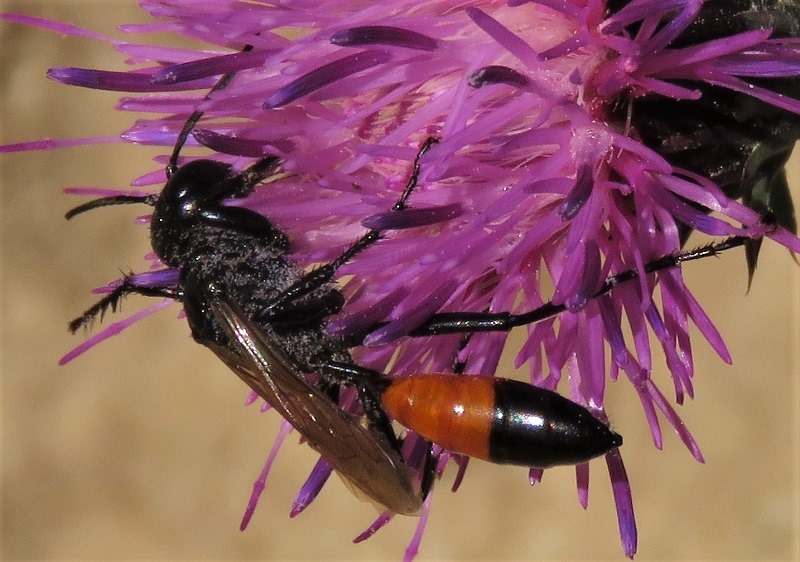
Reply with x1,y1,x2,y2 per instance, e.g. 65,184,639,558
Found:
381,374,621,468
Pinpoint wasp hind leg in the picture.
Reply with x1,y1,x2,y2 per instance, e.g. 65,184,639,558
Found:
406,234,762,337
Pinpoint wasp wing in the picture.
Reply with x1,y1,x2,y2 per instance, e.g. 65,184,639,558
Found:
206,297,423,516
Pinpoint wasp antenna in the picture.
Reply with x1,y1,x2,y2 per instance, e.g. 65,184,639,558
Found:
65,194,158,220
167,44,255,178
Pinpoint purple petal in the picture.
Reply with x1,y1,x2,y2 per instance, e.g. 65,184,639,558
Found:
59,300,174,365
264,50,392,109
465,7,540,67
576,462,590,509
331,26,438,52
641,0,702,54
698,69,800,114
403,495,432,562
602,0,692,35
98,269,180,291
0,136,120,153
240,420,293,530
450,456,469,492
512,0,582,19
564,241,602,312
47,67,217,92
1,13,117,43
644,30,773,73
713,50,800,77
539,31,591,60
647,380,704,462
290,457,333,517
767,226,800,253
361,203,463,230
191,129,280,158
665,276,731,364
558,164,594,221
528,467,544,485
151,48,276,84
353,512,394,543
467,65,530,89
605,450,638,558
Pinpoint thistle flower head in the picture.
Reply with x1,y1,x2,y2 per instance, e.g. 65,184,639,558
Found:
3,1,800,559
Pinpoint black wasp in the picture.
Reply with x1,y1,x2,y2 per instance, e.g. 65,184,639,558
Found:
65,71,431,514
64,46,679,515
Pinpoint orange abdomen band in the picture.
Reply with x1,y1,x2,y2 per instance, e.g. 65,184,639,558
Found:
381,374,495,461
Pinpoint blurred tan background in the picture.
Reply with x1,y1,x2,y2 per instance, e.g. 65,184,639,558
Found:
1,2,798,560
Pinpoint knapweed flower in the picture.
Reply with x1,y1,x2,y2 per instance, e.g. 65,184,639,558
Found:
3,0,800,559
